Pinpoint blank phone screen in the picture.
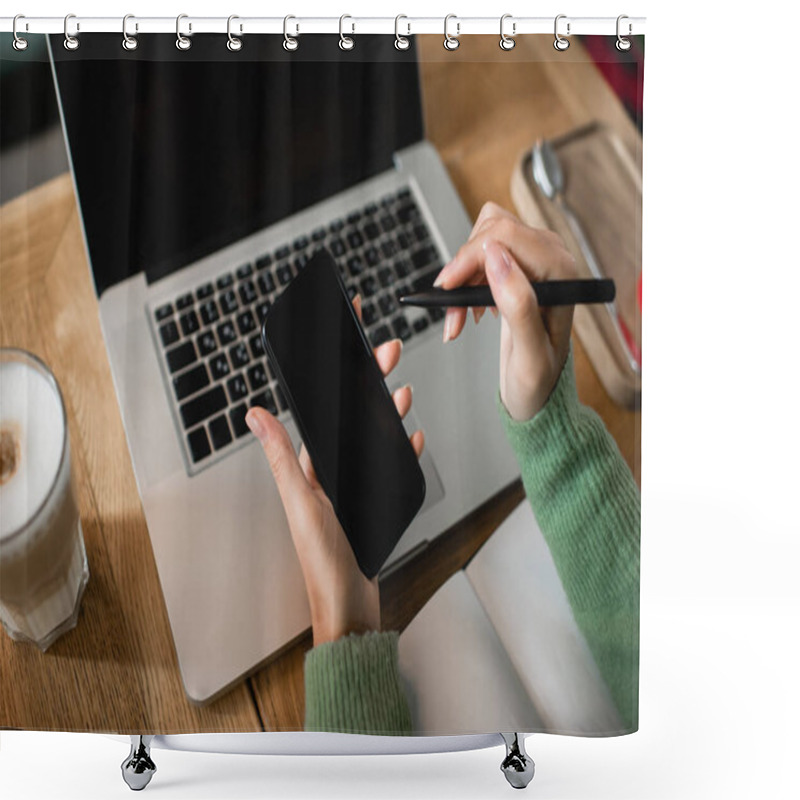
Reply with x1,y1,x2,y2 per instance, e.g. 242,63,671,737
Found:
262,249,426,578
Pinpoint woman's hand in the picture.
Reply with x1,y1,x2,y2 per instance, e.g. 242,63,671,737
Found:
435,203,577,421
245,296,424,647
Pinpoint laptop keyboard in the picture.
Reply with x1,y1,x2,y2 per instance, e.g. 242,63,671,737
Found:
151,186,446,468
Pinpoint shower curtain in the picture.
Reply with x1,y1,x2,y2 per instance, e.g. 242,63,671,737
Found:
0,26,643,741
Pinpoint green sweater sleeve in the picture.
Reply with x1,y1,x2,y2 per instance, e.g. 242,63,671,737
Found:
304,630,412,734
497,353,640,732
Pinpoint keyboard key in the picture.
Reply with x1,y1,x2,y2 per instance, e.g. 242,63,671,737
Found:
395,259,412,279
413,316,430,334
176,292,194,310
173,363,210,401
413,223,430,243
229,403,250,438
274,384,288,412
236,310,256,336
395,283,411,303
329,238,346,258
346,210,362,225
378,267,395,288
347,230,364,250
412,247,437,273
380,193,395,208
226,373,249,401
217,320,237,346
428,307,446,323
397,202,419,224
364,246,380,267
360,275,378,298
347,256,365,277
180,386,227,430
381,240,397,259
364,221,381,241
294,253,309,272
249,333,265,359
362,302,378,327
365,202,379,216
391,315,412,342
199,299,220,326
311,227,327,242
397,231,411,250
209,415,233,450
209,353,230,380
159,320,180,348
277,263,293,286
220,289,239,315
196,282,214,300
251,390,278,416
229,342,250,369
293,235,310,251
239,280,257,305
155,303,174,321
255,301,271,324
236,263,253,280
247,363,269,391
397,187,411,200
216,272,234,290
370,324,392,347
379,215,397,234
187,427,212,462
379,294,397,317
329,218,344,233
197,330,217,356
275,244,291,261
257,272,275,296
179,310,200,337
166,340,197,374
256,254,273,271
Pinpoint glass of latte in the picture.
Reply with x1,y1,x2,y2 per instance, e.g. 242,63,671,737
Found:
0,348,89,651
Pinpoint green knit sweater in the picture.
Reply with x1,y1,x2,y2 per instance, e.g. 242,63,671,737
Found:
304,353,640,734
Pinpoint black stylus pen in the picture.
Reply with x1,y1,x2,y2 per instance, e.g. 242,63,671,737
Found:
398,278,616,308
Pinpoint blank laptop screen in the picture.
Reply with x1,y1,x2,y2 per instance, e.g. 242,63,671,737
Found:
49,34,425,297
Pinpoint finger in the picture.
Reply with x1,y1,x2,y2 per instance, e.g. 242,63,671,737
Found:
443,307,467,343
392,385,412,419
246,407,313,525
484,241,550,356
443,221,575,290
298,443,319,490
374,338,402,376
353,293,362,322
410,429,425,458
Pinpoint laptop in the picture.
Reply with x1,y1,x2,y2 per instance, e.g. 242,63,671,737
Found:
48,33,520,703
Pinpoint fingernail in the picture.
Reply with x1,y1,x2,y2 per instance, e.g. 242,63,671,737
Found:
485,241,511,282
246,409,265,439
443,312,455,342
433,269,446,288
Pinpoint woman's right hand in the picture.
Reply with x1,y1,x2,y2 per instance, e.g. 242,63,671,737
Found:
433,203,577,422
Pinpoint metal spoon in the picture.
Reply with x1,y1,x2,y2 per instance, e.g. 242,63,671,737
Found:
531,139,641,375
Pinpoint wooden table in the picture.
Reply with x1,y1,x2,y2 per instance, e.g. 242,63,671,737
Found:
0,35,641,733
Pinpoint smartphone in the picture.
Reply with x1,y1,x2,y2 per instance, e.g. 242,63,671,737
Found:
261,248,426,578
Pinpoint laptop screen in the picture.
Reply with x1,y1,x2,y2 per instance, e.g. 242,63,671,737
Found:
49,34,425,297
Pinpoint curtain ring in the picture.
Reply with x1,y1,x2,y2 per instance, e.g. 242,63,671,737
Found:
616,15,632,52
443,14,460,51
227,15,242,51
394,15,410,50
339,14,355,51
63,13,80,51
122,14,138,51
499,14,515,50
176,14,192,50
283,15,299,51
12,15,28,51
553,14,570,51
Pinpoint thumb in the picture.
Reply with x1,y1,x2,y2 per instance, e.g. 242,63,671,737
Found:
246,406,311,524
484,240,549,351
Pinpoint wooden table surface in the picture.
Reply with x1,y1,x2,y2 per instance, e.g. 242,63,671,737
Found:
0,35,641,733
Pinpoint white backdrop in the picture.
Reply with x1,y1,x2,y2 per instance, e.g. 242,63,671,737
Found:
2,1,799,798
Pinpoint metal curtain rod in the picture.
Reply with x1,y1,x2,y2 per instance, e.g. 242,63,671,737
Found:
0,15,646,36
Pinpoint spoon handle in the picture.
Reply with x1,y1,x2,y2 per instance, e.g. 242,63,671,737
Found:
557,198,642,375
